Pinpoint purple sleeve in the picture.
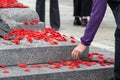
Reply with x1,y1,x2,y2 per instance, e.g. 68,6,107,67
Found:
80,0,108,46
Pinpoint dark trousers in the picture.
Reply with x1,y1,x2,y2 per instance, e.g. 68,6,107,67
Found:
108,1,120,79
36,0,60,29
73,0,92,17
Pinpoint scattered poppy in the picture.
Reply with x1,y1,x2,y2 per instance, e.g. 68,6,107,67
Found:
3,70,9,74
24,69,30,73
18,63,27,68
0,64,6,68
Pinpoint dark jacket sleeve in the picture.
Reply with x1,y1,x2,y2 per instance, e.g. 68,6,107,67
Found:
80,0,108,46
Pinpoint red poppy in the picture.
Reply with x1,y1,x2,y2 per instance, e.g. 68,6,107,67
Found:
31,65,41,69
49,41,58,45
26,36,33,43
18,63,27,68
68,66,74,69
3,36,9,40
24,69,30,73
70,39,76,43
0,0,28,8
98,60,105,66
70,36,75,39
49,65,56,69
3,70,9,74
84,62,91,66
0,64,6,68
55,63,61,68
11,38,20,44
41,64,48,67
48,61,54,65
91,62,97,65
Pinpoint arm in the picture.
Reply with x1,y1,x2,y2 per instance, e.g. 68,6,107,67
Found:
81,0,108,46
71,0,108,59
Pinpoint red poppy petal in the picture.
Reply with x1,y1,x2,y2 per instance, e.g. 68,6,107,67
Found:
3,70,9,74
24,69,30,73
0,64,6,68
18,63,27,68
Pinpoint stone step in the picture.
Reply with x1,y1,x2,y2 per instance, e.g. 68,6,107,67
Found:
0,63,113,80
0,8,40,29
15,22,45,30
0,38,89,66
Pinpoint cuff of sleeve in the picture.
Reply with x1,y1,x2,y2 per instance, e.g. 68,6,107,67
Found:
80,38,90,46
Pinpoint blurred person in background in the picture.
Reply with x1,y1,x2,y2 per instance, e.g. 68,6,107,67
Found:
36,0,60,31
73,0,92,27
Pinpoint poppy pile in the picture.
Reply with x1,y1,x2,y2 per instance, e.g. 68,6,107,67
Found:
0,0,28,8
3,27,76,45
0,52,114,74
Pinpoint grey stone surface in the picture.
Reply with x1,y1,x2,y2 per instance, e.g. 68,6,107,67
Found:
15,22,45,30
0,8,43,30
0,38,89,66
0,64,113,80
90,46,114,61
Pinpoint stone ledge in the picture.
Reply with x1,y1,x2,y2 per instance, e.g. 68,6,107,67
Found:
0,64,113,80
0,39,89,66
14,22,45,30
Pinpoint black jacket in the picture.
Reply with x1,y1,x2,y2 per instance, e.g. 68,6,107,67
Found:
111,0,120,2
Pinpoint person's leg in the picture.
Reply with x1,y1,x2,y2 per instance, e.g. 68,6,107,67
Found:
73,0,81,16
50,0,60,31
81,0,92,26
73,0,81,25
108,1,120,80
36,0,45,22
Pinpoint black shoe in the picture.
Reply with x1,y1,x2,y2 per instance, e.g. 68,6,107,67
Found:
52,27,59,31
73,18,81,26
81,19,88,27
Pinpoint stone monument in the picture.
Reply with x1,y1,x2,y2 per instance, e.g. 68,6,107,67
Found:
0,0,113,80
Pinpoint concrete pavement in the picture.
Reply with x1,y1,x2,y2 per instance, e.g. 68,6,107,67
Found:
19,0,115,53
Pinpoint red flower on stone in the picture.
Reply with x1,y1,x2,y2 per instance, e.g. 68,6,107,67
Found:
68,66,74,69
41,64,48,67
26,36,33,43
31,65,41,69
98,60,105,66
70,36,75,39
18,63,27,68
49,41,58,45
70,39,76,43
3,70,9,74
0,0,28,8
24,69,30,73
55,63,61,69
49,65,56,69
0,64,6,68
3,36,9,40
48,61,54,65
11,38,20,44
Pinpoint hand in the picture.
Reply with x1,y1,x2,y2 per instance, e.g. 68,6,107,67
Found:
71,43,88,59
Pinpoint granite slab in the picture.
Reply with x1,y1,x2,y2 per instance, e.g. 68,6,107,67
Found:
0,8,40,29
0,63,113,80
15,22,45,30
0,38,89,66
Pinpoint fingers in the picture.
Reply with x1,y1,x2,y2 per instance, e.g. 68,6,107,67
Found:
71,43,88,59
71,48,81,59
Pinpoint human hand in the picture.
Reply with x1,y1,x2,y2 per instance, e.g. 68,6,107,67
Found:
71,43,88,59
